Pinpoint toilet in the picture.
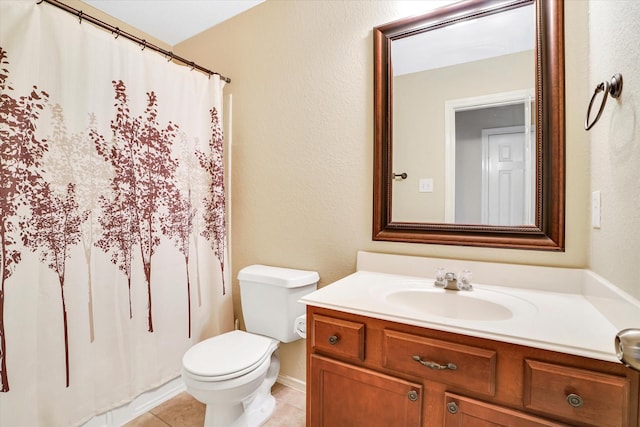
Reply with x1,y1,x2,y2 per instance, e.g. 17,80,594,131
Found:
182,265,319,427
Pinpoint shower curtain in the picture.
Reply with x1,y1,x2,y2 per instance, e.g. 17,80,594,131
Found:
0,2,232,425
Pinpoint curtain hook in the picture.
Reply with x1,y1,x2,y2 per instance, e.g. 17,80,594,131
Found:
190,61,195,71
167,52,174,62
140,40,147,51
78,10,83,24
113,27,121,39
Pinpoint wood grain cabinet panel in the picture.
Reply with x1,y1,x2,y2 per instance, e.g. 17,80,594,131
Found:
306,306,640,427
309,354,422,427
444,393,570,427
311,314,365,362
524,359,632,427
383,329,497,396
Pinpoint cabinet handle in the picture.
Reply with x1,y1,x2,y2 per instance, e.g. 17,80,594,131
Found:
412,355,457,370
328,335,339,345
566,393,584,408
407,390,419,402
446,401,459,414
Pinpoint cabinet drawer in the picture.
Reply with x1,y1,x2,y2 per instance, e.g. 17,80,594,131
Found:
524,359,632,427
444,392,569,427
312,314,365,362
383,329,496,395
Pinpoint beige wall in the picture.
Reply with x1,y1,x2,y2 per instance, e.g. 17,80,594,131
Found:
176,0,592,383
588,1,640,299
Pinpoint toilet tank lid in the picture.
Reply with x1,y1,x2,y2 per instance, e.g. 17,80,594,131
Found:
238,264,319,288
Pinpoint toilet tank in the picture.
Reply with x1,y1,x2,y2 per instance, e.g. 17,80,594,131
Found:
238,265,318,343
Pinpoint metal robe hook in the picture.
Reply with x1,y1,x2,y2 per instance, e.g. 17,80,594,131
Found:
585,73,623,131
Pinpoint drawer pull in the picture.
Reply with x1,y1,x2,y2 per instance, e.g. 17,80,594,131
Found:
407,390,419,402
412,355,457,370
566,393,584,408
447,401,459,414
328,335,339,345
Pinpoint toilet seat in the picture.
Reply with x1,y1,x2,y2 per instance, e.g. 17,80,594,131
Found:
182,330,278,382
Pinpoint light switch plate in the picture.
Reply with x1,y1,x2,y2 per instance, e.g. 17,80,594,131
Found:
419,178,433,193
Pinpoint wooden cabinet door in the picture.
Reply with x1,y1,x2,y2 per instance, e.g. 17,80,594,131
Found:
309,354,422,427
444,393,569,427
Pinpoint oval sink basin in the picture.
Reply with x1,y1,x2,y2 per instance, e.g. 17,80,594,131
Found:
384,288,536,321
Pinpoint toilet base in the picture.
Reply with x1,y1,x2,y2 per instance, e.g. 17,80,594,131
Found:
198,349,280,427
245,392,276,427
203,401,243,427
203,384,276,427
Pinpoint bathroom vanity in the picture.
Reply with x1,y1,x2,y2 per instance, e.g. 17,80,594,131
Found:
302,252,640,427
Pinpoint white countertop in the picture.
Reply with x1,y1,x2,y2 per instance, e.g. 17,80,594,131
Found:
300,252,640,364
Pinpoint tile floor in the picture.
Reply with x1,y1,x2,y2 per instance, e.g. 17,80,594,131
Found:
123,383,305,427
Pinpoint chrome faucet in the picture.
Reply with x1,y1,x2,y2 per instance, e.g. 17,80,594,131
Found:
434,269,473,291
444,272,460,290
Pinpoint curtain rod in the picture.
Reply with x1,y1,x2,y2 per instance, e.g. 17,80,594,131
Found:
37,0,231,83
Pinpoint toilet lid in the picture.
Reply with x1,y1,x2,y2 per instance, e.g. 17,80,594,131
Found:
183,330,277,380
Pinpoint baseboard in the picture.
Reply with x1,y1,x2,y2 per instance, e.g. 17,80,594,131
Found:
276,374,306,393
131,378,186,415
82,374,305,426
82,377,185,427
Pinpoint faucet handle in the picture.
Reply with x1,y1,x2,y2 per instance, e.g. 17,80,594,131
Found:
434,268,446,287
459,269,473,291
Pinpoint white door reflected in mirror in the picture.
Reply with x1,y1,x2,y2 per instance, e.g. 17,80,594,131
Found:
481,125,534,226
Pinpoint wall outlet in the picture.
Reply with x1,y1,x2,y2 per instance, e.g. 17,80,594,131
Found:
419,178,434,193
591,190,601,229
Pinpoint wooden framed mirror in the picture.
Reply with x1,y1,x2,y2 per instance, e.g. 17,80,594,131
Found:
373,0,564,250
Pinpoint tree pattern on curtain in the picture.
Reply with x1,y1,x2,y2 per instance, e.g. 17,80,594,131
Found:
90,80,182,333
46,105,106,344
196,108,227,295
0,47,226,393
0,47,50,392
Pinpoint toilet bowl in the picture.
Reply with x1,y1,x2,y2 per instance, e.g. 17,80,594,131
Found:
182,330,280,427
182,265,318,427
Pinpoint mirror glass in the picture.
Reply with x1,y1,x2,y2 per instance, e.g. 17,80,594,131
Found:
373,0,565,250
391,4,535,225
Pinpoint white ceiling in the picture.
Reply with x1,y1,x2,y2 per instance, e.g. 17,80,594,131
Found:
84,1,533,73
392,3,535,75
84,0,264,46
